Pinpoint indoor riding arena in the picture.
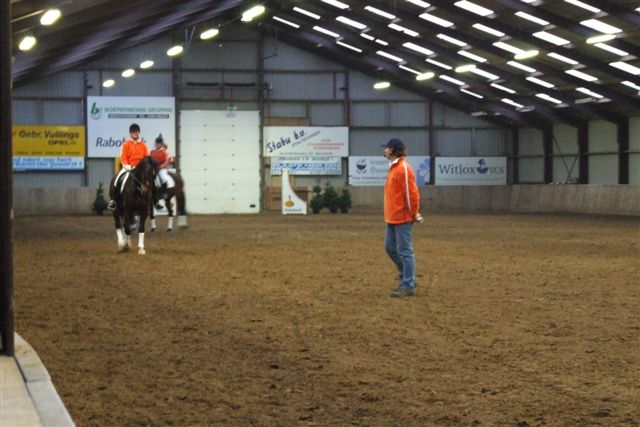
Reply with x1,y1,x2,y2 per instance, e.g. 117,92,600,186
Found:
2,1,640,427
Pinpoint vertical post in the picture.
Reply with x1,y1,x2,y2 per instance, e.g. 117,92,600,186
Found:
257,33,265,211
618,117,629,184
428,100,435,185
578,122,589,184
543,127,553,184
172,47,181,173
512,128,519,185
0,0,15,356
343,66,350,126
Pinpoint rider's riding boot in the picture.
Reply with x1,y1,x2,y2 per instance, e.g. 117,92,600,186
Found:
160,183,168,199
107,199,116,210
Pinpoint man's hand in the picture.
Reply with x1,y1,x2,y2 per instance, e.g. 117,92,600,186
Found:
415,213,424,224
123,164,132,170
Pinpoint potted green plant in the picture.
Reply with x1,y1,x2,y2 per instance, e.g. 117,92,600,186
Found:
92,183,109,215
323,183,339,214
310,185,324,214
338,187,352,213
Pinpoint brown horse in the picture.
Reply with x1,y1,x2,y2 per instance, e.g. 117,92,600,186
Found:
109,156,159,254
150,171,188,232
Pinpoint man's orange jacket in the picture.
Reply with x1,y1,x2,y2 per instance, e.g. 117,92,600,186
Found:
384,157,421,224
120,139,149,167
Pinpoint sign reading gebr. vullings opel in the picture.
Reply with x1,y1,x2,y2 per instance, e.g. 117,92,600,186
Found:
87,96,175,158
435,157,507,185
263,127,348,157
12,125,85,171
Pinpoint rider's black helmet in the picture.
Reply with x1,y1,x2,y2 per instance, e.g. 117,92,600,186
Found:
155,134,164,144
129,123,141,133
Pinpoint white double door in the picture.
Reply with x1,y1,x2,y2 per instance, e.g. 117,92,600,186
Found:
179,111,260,214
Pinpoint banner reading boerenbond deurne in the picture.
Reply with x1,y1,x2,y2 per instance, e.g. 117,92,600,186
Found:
87,96,175,158
12,125,85,171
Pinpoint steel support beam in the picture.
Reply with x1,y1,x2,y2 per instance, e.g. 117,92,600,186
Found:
543,127,553,183
618,117,629,184
578,123,589,184
512,128,519,184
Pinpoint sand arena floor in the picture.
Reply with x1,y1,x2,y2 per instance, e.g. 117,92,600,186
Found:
13,212,640,426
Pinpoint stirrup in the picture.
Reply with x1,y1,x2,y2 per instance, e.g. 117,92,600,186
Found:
107,200,116,210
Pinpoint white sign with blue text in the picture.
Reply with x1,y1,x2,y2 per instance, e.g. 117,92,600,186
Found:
263,127,348,157
435,157,506,185
348,156,431,186
271,156,342,175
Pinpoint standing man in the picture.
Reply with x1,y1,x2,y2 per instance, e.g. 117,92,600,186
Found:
383,138,423,298
108,123,151,210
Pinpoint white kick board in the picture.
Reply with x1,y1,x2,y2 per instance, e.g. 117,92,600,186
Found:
179,111,260,214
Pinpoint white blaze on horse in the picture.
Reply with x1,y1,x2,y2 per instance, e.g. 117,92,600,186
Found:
109,156,159,255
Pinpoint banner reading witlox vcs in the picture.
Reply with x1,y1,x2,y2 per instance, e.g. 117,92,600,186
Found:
87,96,175,158
435,157,506,185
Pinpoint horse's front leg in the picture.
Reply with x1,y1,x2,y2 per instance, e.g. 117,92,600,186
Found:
150,204,156,232
123,214,133,249
137,212,147,255
113,209,127,252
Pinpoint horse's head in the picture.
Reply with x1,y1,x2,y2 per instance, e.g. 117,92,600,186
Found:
134,156,159,181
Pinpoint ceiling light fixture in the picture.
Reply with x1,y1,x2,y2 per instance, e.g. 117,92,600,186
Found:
455,1,493,16
200,28,220,40
364,5,396,19
426,58,452,70
322,0,350,9
461,88,483,99
514,11,549,26
580,19,622,34
470,68,499,80
140,60,154,69
18,35,37,51
563,0,600,14
507,61,536,73
535,93,562,104
621,80,640,91
373,81,391,90
455,64,476,73
403,42,433,56
102,79,115,88
399,65,420,75
40,8,61,26
458,50,487,63
586,34,615,44
376,50,404,62
272,16,300,28
313,26,340,38
419,12,453,27
491,83,516,94
547,52,579,65
336,41,362,52
122,69,135,78
493,41,524,55
594,43,628,57
533,31,570,46
388,23,419,37
501,98,524,108
336,16,366,30
416,71,435,80
166,45,184,56
565,69,598,81
406,0,431,7
576,87,603,98
472,23,504,37
293,7,320,19
241,5,265,22
609,61,640,75
526,76,554,88
439,75,465,86
514,50,539,60
437,34,467,47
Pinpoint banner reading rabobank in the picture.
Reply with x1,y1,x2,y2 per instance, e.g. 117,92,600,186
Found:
263,127,348,157
87,96,175,158
435,157,506,185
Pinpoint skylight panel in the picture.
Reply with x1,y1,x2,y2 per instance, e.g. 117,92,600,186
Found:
565,69,598,81
437,34,467,47
515,12,549,26
364,5,396,19
273,16,300,28
399,65,421,75
321,0,350,10
472,23,504,37
389,23,419,37
609,61,640,75
461,88,484,99
426,58,452,70
454,1,493,16
403,42,434,56
313,26,340,38
458,50,487,63
470,68,499,80
336,41,362,52
507,61,536,73
492,83,516,94
576,87,603,98
501,98,524,108
336,16,367,30
419,12,454,27
563,0,600,13
594,43,629,57
547,52,579,65
536,93,562,104
580,19,622,34
376,50,404,62
533,31,570,46
526,76,555,88
293,7,320,20
493,41,524,55
439,75,465,86
621,81,640,91
406,0,431,7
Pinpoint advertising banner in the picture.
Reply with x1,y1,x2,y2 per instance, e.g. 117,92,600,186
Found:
281,169,307,215
87,96,175,158
348,156,430,186
271,156,341,175
12,125,85,171
263,126,348,157
435,157,507,185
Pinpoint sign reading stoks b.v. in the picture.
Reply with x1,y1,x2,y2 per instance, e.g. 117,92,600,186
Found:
12,125,85,171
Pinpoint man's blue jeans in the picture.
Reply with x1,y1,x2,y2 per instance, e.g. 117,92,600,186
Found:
384,222,416,289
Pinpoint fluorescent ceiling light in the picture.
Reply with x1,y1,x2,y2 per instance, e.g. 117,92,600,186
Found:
293,7,320,19
458,50,487,63
389,23,419,37
535,93,562,104
514,50,539,60
336,16,366,30
166,45,183,56
399,65,420,75
576,87,603,98
491,83,516,94
426,58,452,70
580,19,622,34
140,60,154,69
313,26,340,38
515,11,549,25
470,68,499,80
594,43,628,57
439,75,465,86
609,61,640,75
507,61,536,73
493,41,524,55
472,23,504,37
272,16,300,28
375,39,389,46
461,88,483,99
526,76,554,88
547,52,578,65
122,69,135,78
18,35,36,51
102,79,115,88
533,31,570,46
501,98,524,108
563,0,600,13
360,32,375,40
621,80,640,91
40,8,61,25
521,0,536,3
586,34,615,44
565,69,598,81
200,28,220,39
403,42,433,56
419,12,453,27
336,41,362,52
376,50,404,62
416,72,435,80
241,5,265,22
364,5,396,19
454,1,493,16
437,34,467,47
455,64,476,73
321,0,350,9
406,0,431,7
373,81,391,90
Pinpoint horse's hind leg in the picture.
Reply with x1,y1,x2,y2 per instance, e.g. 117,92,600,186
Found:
176,192,188,228
150,206,156,232
166,199,174,231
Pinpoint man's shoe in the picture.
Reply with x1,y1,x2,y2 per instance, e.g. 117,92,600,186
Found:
107,200,116,210
390,287,416,298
